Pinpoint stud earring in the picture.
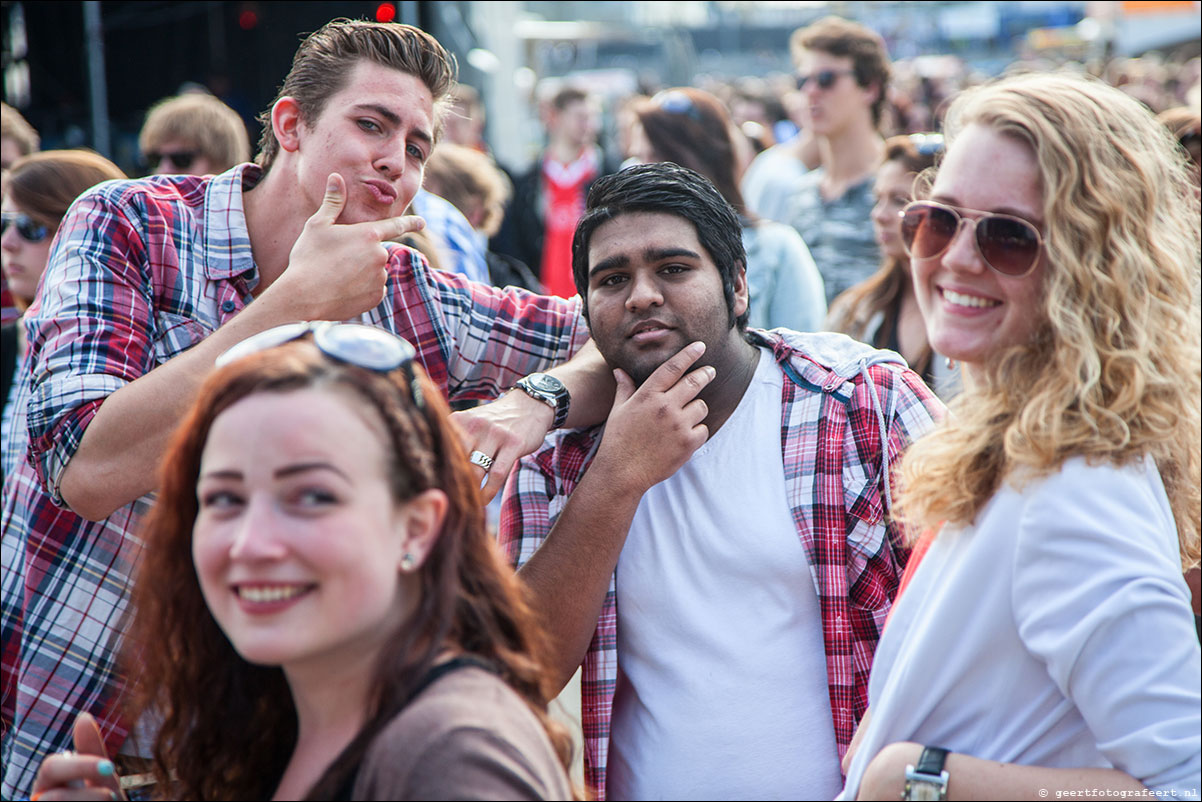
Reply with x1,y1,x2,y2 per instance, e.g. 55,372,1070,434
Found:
945,356,956,370
400,552,418,573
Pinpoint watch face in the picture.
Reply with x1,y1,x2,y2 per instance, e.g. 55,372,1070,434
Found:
909,784,943,802
531,374,565,394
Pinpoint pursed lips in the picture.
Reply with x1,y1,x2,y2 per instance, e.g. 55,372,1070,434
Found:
363,179,398,204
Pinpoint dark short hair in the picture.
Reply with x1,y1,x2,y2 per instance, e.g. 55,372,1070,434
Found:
571,162,749,332
551,86,589,111
790,16,892,128
255,19,457,173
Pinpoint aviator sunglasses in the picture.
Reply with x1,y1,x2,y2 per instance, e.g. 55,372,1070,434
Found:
899,200,1043,277
795,69,856,91
215,321,425,408
145,150,198,171
0,212,50,243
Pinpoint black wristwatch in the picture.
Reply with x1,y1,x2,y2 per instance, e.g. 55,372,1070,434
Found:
902,746,949,801
514,373,570,430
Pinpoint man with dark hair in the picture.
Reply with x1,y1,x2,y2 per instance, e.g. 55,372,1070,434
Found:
500,162,943,800
494,85,612,298
1,19,605,797
783,16,891,305
139,92,250,176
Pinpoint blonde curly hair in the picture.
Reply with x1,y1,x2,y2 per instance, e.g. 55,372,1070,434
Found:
897,72,1201,569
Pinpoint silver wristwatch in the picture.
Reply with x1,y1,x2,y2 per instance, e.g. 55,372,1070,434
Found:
514,373,570,429
902,746,949,801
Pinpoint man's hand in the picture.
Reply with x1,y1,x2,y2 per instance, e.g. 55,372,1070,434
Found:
591,340,714,495
268,172,426,322
452,390,556,503
31,713,125,801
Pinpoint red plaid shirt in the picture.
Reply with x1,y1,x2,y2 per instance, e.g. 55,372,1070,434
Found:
1,164,588,798
499,330,943,799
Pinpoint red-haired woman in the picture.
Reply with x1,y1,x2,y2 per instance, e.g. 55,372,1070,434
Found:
32,323,573,800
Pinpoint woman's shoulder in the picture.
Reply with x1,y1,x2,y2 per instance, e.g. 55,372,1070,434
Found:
355,666,570,800
1010,454,1164,507
999,454,1179,565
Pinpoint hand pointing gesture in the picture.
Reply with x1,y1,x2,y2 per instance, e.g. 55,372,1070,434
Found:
273,172,426,322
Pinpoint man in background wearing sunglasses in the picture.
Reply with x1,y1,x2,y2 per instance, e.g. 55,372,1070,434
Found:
1,19,608,799
499,163,943,800
781,16,891,306
138,91,251,177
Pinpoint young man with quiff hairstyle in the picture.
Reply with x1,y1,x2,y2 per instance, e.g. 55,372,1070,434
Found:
1,19,609,797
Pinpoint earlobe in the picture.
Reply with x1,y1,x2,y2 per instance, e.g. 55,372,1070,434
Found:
864,81,881,108
395,489,449,573
272,97,304,154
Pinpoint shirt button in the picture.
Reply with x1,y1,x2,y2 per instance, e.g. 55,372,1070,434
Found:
242,269,255,280
221,300,237,313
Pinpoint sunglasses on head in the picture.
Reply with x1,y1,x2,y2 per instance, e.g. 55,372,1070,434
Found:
899,200,1043,277
215,321,425,408
795,69,855,91
907,132,945,156
145,150,198,171
652,90,703,123
0,212,50,243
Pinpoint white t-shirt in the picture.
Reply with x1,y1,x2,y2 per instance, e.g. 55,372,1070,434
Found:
840,456,1201,799
606,348,843,801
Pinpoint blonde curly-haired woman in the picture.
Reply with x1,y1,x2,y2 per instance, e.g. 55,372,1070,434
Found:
840,73,1200,800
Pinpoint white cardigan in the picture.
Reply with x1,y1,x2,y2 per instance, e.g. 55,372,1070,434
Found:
840,456,1201,799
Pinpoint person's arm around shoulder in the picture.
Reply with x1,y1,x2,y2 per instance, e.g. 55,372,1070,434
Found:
58,175,424,520
510,342,714,694
454,339,616,502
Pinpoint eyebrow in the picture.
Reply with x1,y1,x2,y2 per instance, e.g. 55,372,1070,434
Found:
589,247,702,278
352,103,433,147
199,462,351,482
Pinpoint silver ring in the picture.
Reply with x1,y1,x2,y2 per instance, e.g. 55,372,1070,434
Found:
468,450,495,471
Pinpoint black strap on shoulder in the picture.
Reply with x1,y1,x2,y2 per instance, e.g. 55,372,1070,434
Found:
329,655,500,801
408,654,499,700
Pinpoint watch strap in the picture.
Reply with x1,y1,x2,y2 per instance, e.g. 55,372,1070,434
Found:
915,746,948,776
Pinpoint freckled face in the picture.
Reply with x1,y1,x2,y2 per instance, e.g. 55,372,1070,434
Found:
192,388,416,674
912,124,1047,377
290,60,435,225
